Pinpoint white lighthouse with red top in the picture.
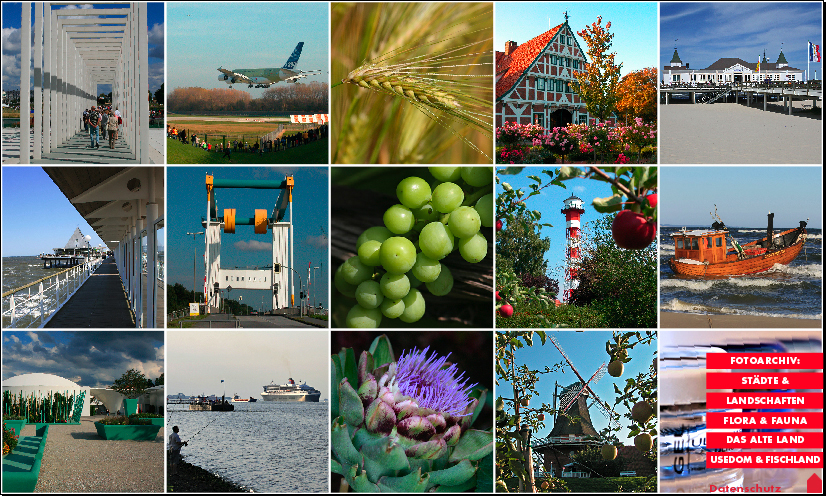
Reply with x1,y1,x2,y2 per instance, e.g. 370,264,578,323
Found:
561,195,585,302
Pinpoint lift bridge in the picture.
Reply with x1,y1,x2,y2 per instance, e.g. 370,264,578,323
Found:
203,175,295,314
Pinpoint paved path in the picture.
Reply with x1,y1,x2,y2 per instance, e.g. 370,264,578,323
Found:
2,128,164,164
236,315,317,328
45,257,134,328
28,417,164,493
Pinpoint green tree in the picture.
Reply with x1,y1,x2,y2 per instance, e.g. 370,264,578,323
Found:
569,17,622,123
496,212,551,279
154,83,164,105
569,214,657,328
111,369,150,399
570,445,626,477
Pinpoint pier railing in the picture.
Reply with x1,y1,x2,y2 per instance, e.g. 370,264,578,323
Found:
1,257,103,328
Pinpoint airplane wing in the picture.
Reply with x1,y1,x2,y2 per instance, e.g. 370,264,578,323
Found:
283,70,324,83
217,68,253,85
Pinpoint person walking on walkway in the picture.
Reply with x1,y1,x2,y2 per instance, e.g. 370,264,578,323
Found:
100,109,109,140
107,110,119,149
88,106,101,149
114,106,122,139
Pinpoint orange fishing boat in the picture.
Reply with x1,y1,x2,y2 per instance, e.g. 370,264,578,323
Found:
669,213,808,277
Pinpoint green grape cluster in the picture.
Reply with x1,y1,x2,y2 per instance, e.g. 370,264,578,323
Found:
336,167,493,327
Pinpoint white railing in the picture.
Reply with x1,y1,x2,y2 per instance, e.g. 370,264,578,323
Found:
2,257,103,328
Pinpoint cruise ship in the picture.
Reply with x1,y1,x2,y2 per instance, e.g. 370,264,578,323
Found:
261,378,321,402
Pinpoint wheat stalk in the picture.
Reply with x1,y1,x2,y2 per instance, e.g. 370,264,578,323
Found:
333,3,493,163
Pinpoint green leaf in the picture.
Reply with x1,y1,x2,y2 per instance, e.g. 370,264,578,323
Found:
368,334,395,368
475,453,494,492
557,166,583,180
331,356,342,419
358,350,375,385
498,167,524,176
448,429,493,463
434,477,477,492
377,469,430,493
331,458,343,475
350,468,380,492
532,210,541,220
592,193,623,213
339,347,358,389
508,458,527,479
361,437,411,483
353,426,385,450
527,175,542,184
502,182,513,192
331,417,361,469
339,378,365,426
470,388,487,426
427,459,477,488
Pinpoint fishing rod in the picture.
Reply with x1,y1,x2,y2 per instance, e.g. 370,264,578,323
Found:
186,415,220,444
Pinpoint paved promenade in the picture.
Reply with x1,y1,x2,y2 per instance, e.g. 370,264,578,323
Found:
26,417,164,493
1,128,163,164
45,257,134,328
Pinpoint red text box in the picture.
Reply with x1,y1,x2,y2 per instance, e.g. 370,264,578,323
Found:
706,353,824,370
706,372,824,390
707,412,823,429
707,392,824,409
707,432,824,449
707,452,823,468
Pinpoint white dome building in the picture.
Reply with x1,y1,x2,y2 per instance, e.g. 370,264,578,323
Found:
2,373,92,417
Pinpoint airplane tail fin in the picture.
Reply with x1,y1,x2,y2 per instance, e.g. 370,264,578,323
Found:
282,42,304,69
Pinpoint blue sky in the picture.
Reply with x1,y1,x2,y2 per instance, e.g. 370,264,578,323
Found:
660,166,822,229
2,2,165,93
166,2,329,94
661,2,823,79
167,166,329,311
497,167,652,300
496,2,658,77
1,167,114,256
2,331,164,387
499,331,657,444
167,330,329,401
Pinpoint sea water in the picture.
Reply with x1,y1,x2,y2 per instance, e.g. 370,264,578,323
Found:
2,256,60,294
659,227,823,320
167,401,328,493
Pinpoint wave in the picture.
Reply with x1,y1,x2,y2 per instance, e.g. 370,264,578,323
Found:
806,233,822,239
660,276,813,291
662,298,822,320
766,263,822,278
660,279,714,291
660,243,675,255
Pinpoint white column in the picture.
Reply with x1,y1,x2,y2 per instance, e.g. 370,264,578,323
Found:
21,3,31,163
34,3,43,161
146,170,158,328
43,3,51,154
139,2,149,163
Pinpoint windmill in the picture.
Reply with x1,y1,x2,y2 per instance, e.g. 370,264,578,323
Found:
550,336,620,432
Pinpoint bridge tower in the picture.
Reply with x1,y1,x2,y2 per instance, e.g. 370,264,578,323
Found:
561,195,585,302
203,175,295,313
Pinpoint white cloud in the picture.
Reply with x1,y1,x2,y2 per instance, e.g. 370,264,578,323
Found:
303,234,328,249
234,240,272,251
2,26,21,55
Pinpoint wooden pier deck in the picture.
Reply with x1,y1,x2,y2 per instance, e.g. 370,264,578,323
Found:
44,257,135,328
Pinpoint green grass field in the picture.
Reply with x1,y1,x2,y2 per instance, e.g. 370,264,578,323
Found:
167,136,328,164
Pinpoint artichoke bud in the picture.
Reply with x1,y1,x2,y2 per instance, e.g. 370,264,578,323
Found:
397,416,436,442
457,397,479,432
442,424,462,446
358,351,375,385
404,438,447,460
365,398,396,434
426,413,447,434
357,374,378,406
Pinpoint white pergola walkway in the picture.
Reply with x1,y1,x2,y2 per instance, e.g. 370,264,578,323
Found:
20,2,151,163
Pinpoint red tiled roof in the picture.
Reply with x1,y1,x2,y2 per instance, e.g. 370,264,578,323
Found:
496,23,563,100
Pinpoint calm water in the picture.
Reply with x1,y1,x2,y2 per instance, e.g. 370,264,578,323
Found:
167,401,328,493
660,227,822,319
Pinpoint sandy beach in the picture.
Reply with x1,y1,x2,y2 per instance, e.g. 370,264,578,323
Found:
660,101,822,164
661,311,823,328
27,416,164,493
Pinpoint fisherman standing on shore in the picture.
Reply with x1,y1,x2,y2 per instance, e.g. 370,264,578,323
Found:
168,425,188,475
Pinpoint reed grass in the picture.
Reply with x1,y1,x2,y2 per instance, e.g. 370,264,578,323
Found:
332,2,493,164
